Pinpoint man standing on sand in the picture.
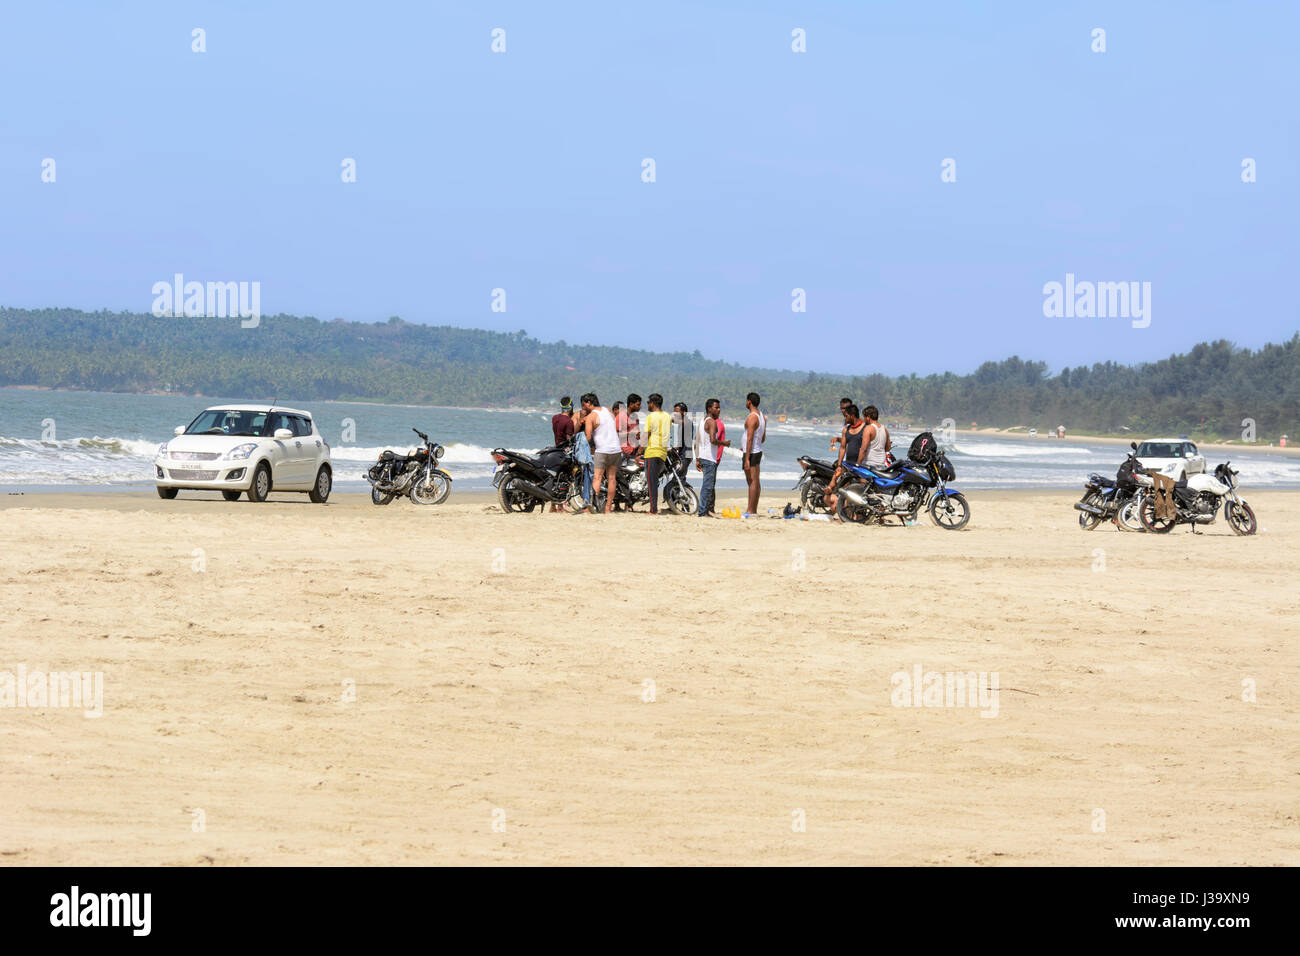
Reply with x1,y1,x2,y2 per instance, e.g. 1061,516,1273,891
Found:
618,394,643,458
552,396,575,445
695,398,728,516
583,392,622,514
741,391,766,516
667,401,693,509
642,393,672,515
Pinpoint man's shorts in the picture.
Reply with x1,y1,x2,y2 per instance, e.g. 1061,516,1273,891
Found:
746,452,763,468
593,451,622,470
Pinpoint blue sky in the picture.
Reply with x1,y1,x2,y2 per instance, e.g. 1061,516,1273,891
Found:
1,1,1295,375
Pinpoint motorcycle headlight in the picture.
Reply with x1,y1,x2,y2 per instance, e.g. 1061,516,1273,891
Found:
434,444,444,459
157,442,169,458
225,443,258,460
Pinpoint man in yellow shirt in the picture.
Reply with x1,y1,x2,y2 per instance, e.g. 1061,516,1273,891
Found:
642,393,673,515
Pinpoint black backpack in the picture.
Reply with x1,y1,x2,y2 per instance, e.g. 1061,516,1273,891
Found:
909,431,938,463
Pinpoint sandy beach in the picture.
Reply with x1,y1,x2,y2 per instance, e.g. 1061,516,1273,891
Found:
1,488,1296,865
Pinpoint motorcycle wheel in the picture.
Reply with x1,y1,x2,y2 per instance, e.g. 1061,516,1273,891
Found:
371,485,395,506
1138,495,1175,533
669,485,699,516
929,492,971,530
1117,496,1145,532
802,481,831,514
834,484,872,524
1225,500,1257,536
1078,492,1104,530
497,476,539,513
410,472,451,505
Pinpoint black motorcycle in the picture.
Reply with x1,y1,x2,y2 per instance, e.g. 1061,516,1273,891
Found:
1073,448,1150,532
492,439,588,513
593,448,698,514
364,428,452,505
792,455,838,513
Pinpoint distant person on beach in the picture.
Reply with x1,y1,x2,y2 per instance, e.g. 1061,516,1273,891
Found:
618,394,642,457
742,392,766,515
583,392,621,514
863,405,891,468
825,404,864,512
695,398,728,516
552,396,575,445
642,394,672,515
830,397,853,454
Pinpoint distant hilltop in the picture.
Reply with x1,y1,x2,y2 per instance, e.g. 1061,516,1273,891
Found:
0,307,1296,439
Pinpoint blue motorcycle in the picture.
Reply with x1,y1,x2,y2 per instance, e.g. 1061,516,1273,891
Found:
834,448,970,529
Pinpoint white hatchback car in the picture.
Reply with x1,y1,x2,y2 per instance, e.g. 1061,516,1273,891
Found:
154,405,332,502
1135,437,1206,481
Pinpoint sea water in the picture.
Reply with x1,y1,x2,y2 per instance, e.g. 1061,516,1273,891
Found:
3,387,1298,492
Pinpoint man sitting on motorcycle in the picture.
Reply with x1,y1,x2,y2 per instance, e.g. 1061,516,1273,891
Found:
824,404,866,513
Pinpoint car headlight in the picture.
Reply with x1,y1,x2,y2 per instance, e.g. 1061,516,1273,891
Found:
157,442,169,458
225,443,258,460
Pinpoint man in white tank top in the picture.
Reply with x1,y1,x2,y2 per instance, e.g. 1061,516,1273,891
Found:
582,392,622,514
742,391,767,515
862,404,891,468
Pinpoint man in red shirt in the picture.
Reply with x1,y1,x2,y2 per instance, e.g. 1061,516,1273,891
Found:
551,397,575,445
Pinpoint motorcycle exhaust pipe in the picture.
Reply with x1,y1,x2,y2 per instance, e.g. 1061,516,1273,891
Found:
841,487,868,507
509,478,561,503
1073,501,1104,516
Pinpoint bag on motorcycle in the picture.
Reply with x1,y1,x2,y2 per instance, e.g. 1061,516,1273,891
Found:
935,453,955,481
1115,456,1138,492
908,431,938,464
538,446,567,472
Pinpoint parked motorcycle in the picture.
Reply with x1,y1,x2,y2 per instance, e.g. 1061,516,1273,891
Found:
1074,448,1152,532
593,448,698,514
833,432,970,529
1138,461,1257,535
793,455,837,514
492,439,588,513
364,428,452,505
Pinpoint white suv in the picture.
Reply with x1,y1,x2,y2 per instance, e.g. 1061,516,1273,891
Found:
154,405,332,502
1135,438,1206,481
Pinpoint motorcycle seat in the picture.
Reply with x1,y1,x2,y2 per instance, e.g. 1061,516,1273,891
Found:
1095,476,1115,488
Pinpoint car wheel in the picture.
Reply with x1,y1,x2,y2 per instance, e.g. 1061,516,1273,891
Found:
308,465,332,503
157,486,178,500
222,490,242,502
247,462,272,502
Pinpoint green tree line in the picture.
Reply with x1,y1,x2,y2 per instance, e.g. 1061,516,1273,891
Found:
1,308,1296,439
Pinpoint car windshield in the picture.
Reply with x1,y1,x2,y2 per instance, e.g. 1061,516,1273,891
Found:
1137,442,1182,458
185,409,270,437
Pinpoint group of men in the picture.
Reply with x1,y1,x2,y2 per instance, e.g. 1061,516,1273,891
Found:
549,392,768,516
824,398,892,511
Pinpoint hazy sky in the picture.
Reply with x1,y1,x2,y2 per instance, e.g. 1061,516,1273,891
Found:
1,1,1295,375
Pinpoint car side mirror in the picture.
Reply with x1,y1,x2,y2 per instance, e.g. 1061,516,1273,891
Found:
174,426,185,436
273,428,293,439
